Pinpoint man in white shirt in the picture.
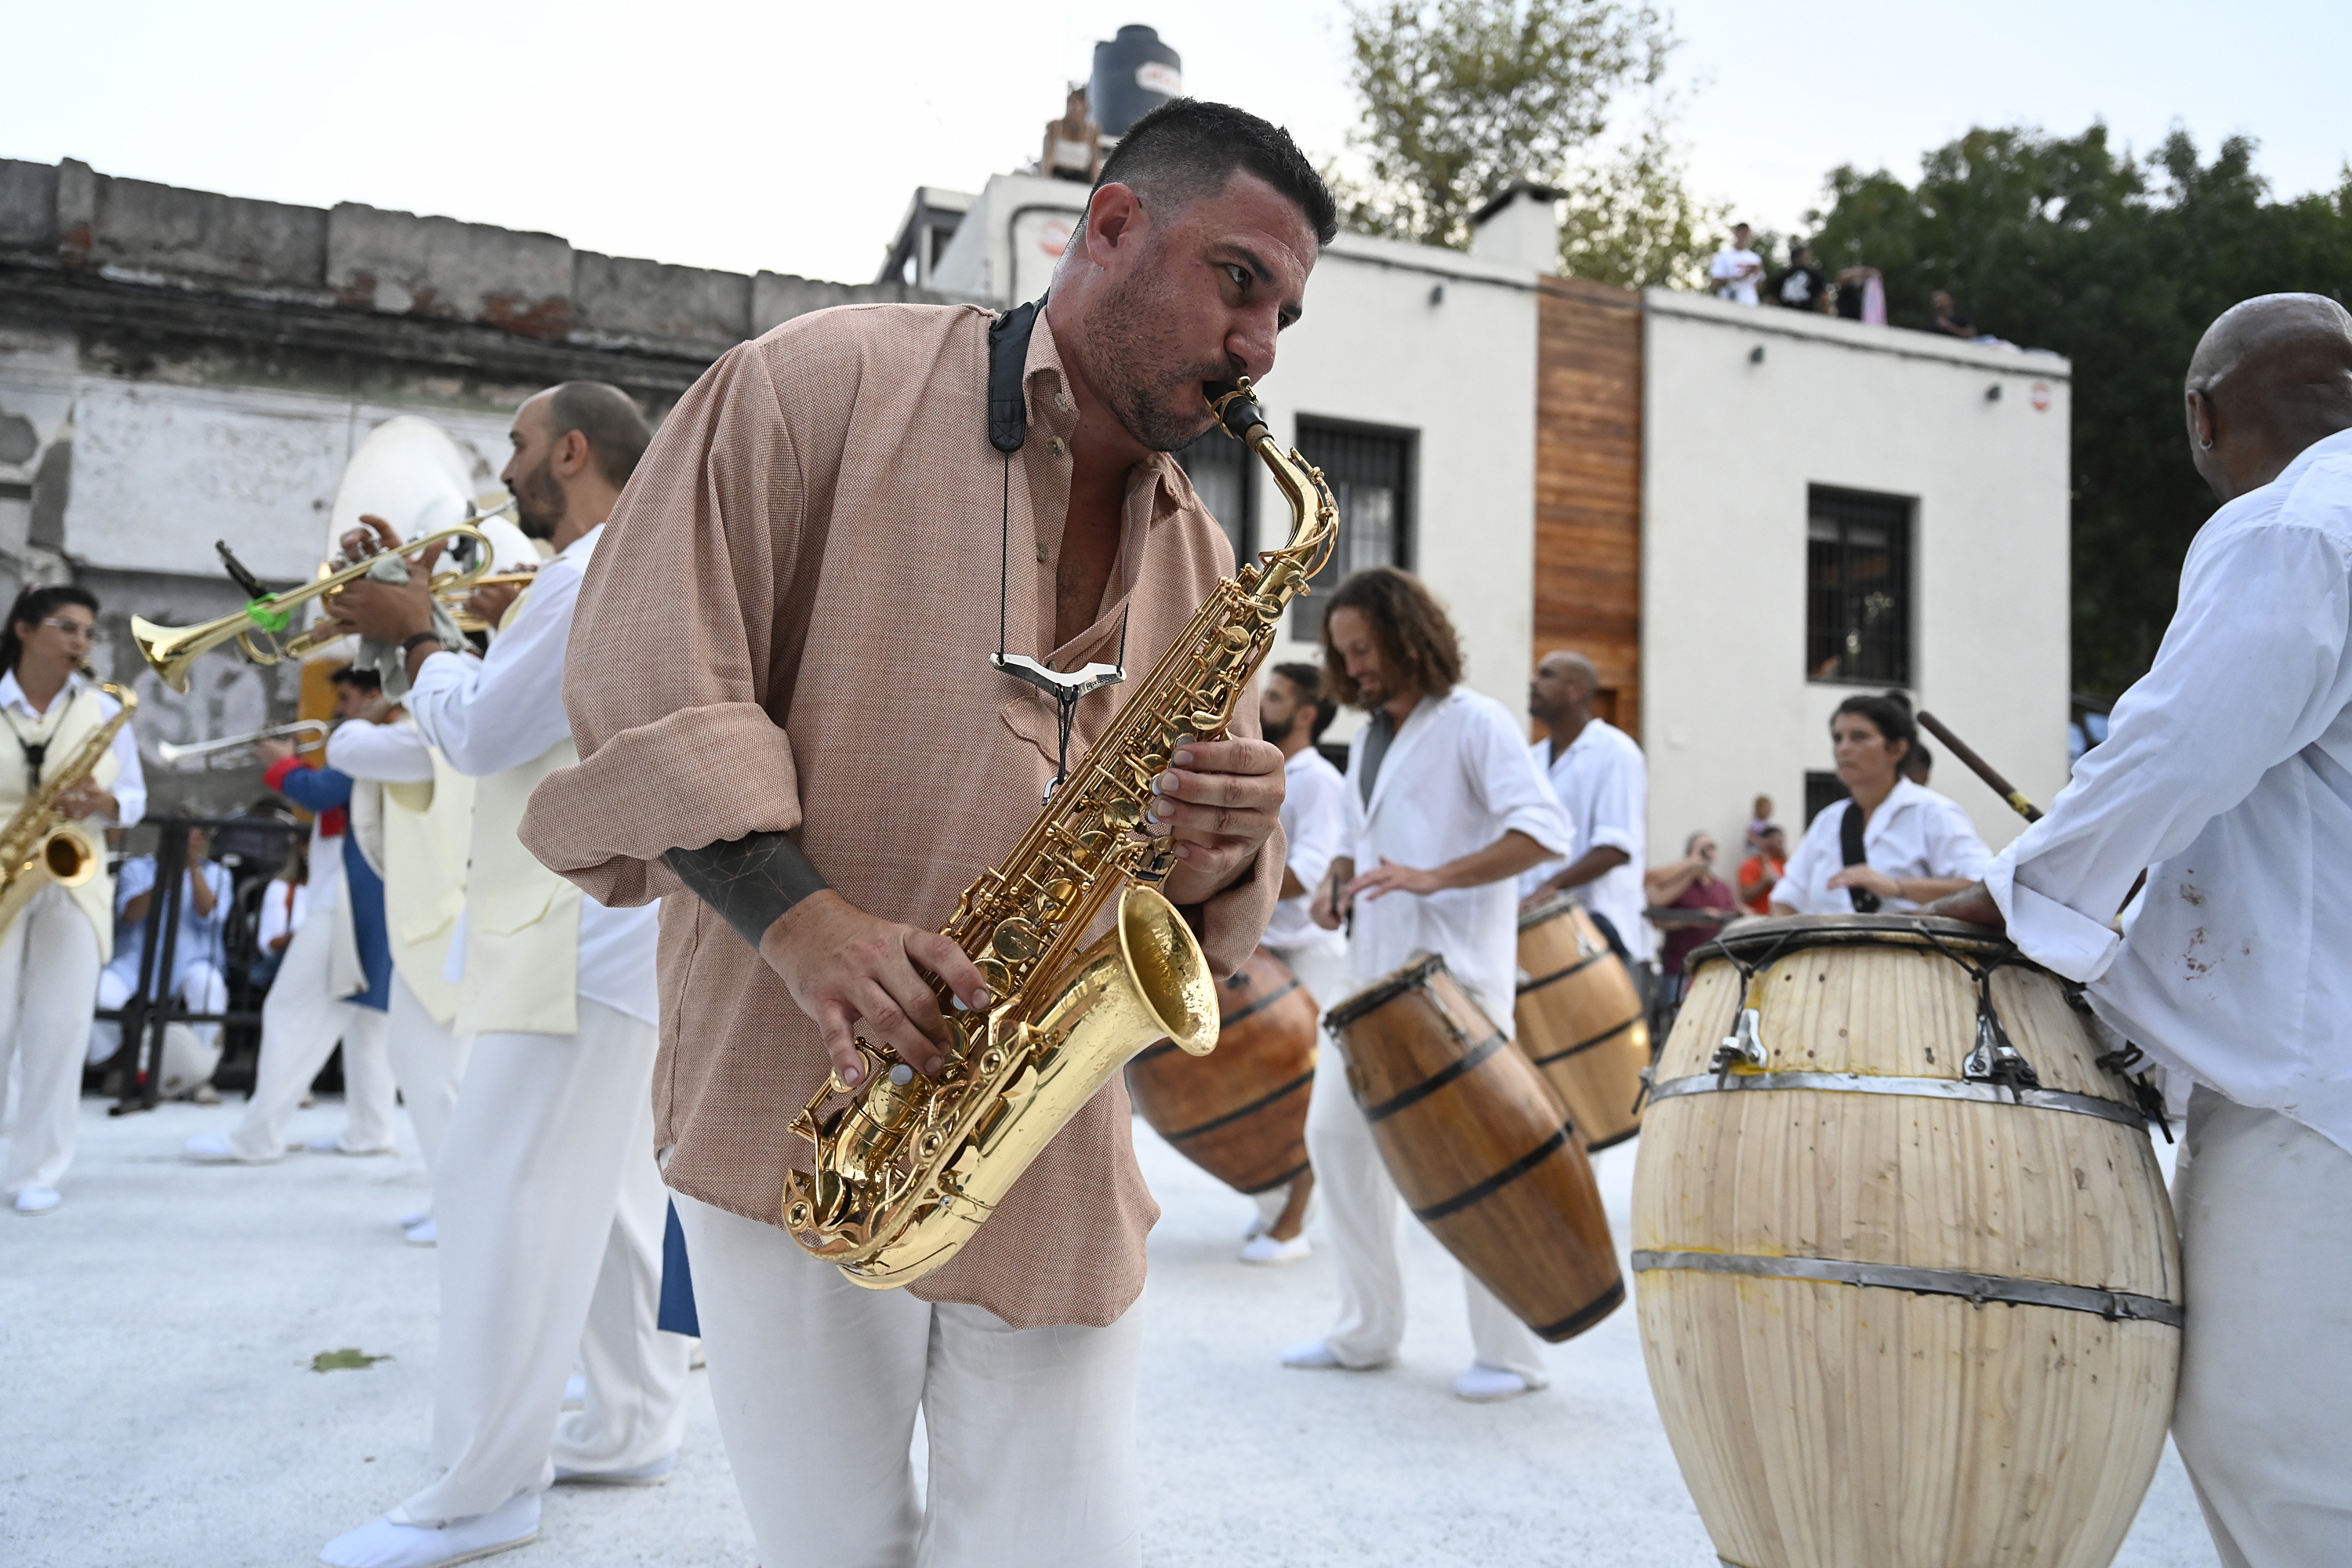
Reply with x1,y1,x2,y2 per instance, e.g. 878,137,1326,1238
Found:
321,382,687,1568
1929,294,2352,1568
1283,568,1573,1403
1709,223,1762,306
1519,650,1653,977
1243,661,1351,1265
0,586,143,1215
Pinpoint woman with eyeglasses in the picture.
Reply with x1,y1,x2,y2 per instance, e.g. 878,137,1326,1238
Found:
0,584,145,1216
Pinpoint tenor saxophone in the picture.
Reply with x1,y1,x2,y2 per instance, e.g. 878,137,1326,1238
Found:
0,681,139,939
783,377,1339,1287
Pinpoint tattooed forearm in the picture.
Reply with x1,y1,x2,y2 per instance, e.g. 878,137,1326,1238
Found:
664,831,830,950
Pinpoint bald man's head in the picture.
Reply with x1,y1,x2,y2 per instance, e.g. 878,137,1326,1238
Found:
1528,648,1599,730
2185,293,2352,502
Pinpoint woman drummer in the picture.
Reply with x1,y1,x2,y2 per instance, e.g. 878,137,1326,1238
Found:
1773,691,1991,916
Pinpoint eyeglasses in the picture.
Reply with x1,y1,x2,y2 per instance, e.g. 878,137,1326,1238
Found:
38,619,100,642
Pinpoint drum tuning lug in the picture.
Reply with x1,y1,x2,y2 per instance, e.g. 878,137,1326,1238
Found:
1963,1007,2042,1096
1711,1008,1767,1082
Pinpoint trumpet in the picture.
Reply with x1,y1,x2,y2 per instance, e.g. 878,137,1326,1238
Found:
157,720,330,766
131,518,500,694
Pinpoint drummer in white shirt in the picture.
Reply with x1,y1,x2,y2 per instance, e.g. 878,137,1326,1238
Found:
1518,649,1653,978
1242,660,1350,1266
1773,691,1991,916
1282,568,1573,1403
1929,295,2352,1568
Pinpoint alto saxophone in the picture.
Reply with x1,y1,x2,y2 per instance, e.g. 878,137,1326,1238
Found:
0,680,139,939
783,377,1339,1287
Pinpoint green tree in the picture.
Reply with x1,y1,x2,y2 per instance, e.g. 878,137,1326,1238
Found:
1808,127,2352,695
1333,0,1712,284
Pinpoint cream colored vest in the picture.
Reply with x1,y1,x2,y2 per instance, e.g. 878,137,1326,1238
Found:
379,728,474,1026
0,682,123,960
455,736,581,1037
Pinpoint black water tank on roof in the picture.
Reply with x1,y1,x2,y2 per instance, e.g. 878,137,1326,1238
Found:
1090,25,1181,137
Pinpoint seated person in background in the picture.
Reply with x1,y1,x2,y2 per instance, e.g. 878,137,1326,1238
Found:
1644,830,1739,985
1737,824,1787,915
252,844,309,991
1931,289,1977,339
89,826,234,1069
1773,692,1992,914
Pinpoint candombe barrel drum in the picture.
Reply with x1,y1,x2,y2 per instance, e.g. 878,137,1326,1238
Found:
1128,947,1318,1202
1514,895,1651,1151
1326,953,1622,1341
1632,914,2182,1568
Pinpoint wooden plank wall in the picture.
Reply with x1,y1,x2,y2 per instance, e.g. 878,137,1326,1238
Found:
1534,277,1644,742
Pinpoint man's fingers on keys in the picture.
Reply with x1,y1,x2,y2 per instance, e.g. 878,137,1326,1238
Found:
852,976,946,1076
906,928,991,1011
815,996,866,1088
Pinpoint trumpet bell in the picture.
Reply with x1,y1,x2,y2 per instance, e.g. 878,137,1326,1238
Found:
131,611,271,695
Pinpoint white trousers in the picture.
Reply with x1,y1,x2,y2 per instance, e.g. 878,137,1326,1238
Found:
0,885,102,1193
397,999,687,1526
383,973,470,1185
92,959,228,1063
675,1193,1143,1568
1302,1029,1548,1379
229,894,394,1160
2172,1087,2352,1567
1248,938,1356,1234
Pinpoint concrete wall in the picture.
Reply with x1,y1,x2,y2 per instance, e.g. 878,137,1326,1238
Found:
932,173,1544,732
1639,290,2074,866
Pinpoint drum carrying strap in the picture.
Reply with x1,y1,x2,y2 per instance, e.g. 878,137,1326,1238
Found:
1838,802,1879,913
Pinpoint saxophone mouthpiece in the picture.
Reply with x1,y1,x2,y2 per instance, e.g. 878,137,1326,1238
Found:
1203,378,1268,443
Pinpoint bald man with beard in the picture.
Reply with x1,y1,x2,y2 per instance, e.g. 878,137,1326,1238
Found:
1929,293,2352,1567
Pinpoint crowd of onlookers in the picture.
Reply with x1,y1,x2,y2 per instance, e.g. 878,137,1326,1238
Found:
1705,222,1999,344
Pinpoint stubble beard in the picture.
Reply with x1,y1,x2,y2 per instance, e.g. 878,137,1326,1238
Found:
1261,712,1295,746
512,456,567,542
1087,253,1229,453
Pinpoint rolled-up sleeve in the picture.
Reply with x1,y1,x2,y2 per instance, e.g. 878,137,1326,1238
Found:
327,720,436,784
1474,710,1573,858
1991,522,2352,982
521,342,810,908
1586,742,1643,857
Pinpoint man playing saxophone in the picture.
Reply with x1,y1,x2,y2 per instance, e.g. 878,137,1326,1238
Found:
521,99,1328,1567
0,585,144,1218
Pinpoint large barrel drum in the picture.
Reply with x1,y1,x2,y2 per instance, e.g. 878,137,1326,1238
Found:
1327,953,1622,1341
1514,895,1650,1151
1128,947,1318,1196
1633,914,2181,1568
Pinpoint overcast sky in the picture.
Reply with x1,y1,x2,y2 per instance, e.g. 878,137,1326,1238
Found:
6,1,2343,284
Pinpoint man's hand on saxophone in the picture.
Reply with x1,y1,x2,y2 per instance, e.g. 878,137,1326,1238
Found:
1146,735,1287,907
759,891,992,1088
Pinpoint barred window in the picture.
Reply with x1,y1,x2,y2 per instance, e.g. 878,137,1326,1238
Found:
1174,426,1253,564
1290,419,1415,641
1805,770,1850,829
1807,485,1913,685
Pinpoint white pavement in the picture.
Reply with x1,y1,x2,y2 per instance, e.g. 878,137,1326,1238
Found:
2,1094,2218,1568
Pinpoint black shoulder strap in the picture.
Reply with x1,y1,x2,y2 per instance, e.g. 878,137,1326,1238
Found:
986,298,1044,454
1838,800,1881,913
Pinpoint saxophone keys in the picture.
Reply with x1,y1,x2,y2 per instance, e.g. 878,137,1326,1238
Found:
1102,799,1143,832
991,919,1039,962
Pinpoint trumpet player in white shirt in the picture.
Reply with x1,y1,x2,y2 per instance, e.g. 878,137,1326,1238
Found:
0,585,143,1217
321,381,684,1568
1930,295,2352,1568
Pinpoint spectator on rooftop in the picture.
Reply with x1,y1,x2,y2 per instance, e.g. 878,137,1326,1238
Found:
1931,289,1977,339
1835,265,1886,325
1767,242,1831,313
1709,223,1763,307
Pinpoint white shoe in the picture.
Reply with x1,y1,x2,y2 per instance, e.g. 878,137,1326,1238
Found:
13,1185,60,1215
553,1451,677,1486
403,1218,437,1247
398,1208,431,1230
318,1491,539,1568
563,1373,586,1410
307,1135,397,1156
1453,1363,1546,1403
1281,1338,1390,1370
1240,1232,1312,1265
185,1132,271,1165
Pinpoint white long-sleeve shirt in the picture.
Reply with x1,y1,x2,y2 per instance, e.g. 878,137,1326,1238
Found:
1263,745,1347,953
326,715,435,784
0,669,146,825
405,524,658,1025
1517,717,1652,962
1344,686,1573,1033
1780,777,1994,916
1991,426,2352,1156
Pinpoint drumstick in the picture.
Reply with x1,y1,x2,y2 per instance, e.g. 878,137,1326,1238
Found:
1915,710,2042,822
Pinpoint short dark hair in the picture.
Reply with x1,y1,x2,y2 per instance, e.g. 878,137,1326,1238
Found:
1271,660,1335,742
545,383,652,490
1831,689,1918,767
1094,99,1338,247
0,583,99,674
328,665,383,691
1321,568,1464,709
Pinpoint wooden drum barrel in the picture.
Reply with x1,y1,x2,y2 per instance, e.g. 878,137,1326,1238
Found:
1514,895,1651,1151
1327,953,1622,1341
1632,914,2182,1568
1128,947,1319,1196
